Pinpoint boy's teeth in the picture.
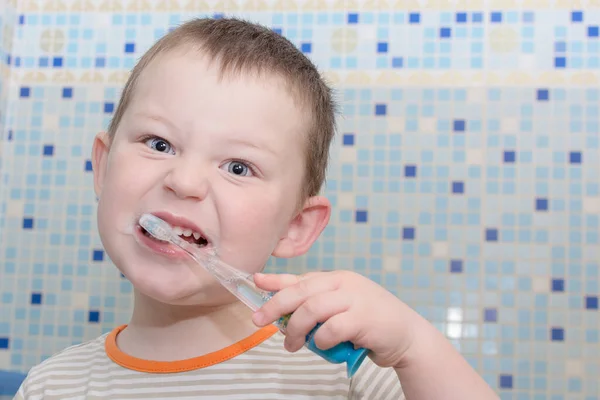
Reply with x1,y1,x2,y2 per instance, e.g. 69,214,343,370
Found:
170,225,205,242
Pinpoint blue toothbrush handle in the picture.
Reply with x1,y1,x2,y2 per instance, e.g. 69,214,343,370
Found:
305,323,370,378
275,314,369,377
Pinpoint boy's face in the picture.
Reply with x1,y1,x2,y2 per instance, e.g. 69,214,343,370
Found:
91,50,330,306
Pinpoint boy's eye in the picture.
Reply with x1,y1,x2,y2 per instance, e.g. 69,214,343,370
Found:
222,161,253,177
145,137,175,155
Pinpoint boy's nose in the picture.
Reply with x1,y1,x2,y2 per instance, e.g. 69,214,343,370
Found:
163,158,210,201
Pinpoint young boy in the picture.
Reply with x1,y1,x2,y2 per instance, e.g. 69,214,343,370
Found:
15,18,498,399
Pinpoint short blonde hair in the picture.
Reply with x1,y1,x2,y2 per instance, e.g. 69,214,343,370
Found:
108,17,337,200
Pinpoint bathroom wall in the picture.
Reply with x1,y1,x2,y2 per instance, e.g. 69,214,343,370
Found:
0,2,19,396
1,1,599,399
0,0,16,185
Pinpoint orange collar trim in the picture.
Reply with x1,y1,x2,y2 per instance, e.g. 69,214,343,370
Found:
105,324,279,373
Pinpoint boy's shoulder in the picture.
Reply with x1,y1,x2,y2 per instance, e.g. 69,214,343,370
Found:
15,332,110,398
31,332,108,373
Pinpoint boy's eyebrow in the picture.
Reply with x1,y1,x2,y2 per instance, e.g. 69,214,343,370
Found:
133,111,278,156
224,137,278,157
132,111,180,131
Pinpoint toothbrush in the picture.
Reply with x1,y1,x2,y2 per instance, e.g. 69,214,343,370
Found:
139,213,369,377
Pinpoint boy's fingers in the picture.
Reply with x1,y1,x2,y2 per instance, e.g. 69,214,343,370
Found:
253,273,340,326
312,312,362,351
253,272,326,292
253,273,300,291
283,290,351,352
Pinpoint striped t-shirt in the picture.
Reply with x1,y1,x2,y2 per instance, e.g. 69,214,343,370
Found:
15,324,404,399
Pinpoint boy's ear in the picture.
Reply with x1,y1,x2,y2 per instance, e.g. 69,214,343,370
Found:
91,132,111,197
272,196,331,258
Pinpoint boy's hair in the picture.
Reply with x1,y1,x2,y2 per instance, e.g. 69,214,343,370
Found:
107,17,337,200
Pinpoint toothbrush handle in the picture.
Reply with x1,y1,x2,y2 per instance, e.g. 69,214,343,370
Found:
270,295,370,378
305,323,370,378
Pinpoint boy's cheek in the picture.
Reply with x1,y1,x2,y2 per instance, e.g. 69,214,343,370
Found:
216,234,274,274
215,214,282,273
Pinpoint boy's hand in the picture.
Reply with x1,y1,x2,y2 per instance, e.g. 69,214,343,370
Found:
252,271,426,369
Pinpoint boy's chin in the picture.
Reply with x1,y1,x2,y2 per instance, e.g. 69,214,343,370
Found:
134,280,234,308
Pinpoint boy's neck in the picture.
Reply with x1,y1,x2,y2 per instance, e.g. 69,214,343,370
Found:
116,291,262,361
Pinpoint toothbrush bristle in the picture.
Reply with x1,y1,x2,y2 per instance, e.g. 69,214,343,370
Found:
139,214,173,241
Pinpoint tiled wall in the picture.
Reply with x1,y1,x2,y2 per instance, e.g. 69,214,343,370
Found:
0,0,16,186
1,1,599,399
0,2,18,394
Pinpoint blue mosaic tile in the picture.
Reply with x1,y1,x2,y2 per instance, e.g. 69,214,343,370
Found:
551,327,565,341
484,308,498,322
30,293,42,305
355,210,368,223
61,87,73,98
450,260,463,273
586,296,598,310
92,250,104,262
499,374,513,389
552,278,565,292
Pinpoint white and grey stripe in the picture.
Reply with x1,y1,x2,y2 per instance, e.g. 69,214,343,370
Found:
15,332,404,399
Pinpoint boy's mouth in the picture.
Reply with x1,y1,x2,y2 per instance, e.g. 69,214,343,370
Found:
140,225,209,248
136,211,212,250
